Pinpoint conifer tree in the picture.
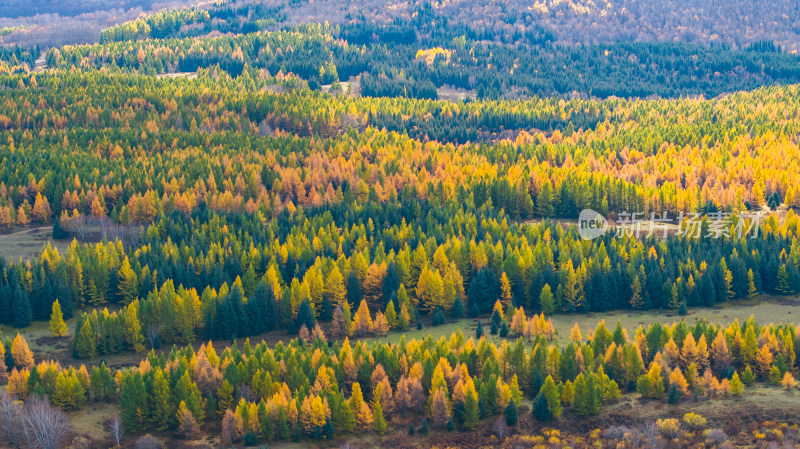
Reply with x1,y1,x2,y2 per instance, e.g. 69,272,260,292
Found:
630,276,644,309
324,265,347,305
89,362,115,400
430,388,450,427
384,301,398,328
504,400,518,426
528,371,544,399
533,393,551,421
177,401,199,438
49,299,68,337
730,371,744,396
573,373,599,416
12,289,31,329
539,284,555,314
217,380,234,417
462,391,480,430
372,388,387,435
348,382,373,430
777,264,792,294
450,296,464,318
500,272,513,307
352,300,373,336
747,269,758,298
118,372,147,430
117,257,139,304
742,365,756,386
334,392,356,434
295,299,316,334
122,301,145,352
52,370,87,411
75,319,97,359
540,375,561,418
10,333,33,370
151,369,172,430
419,417,429,434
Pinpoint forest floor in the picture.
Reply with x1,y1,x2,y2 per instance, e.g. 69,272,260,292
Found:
0,225,71,261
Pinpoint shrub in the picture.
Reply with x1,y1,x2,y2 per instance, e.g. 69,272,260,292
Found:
678,302,688,316
683,413,707,430
706,429,727,446
657,418,681,438
724,417,742,436
408,425,415,435
134,435,164,449
602,425,630,441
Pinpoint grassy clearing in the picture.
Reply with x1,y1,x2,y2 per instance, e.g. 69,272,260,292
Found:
366,296,800,347
0,318,76,356
546,296,800,342
70,401,117,438
599,383,800,436
0,225,72,262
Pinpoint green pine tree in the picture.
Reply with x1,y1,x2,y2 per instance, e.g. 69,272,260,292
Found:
372,399,386,435
76,318,97,359
151,369,172,430
463,392,480,430
777,264,792,294
504,400,518,426
533,393,551,421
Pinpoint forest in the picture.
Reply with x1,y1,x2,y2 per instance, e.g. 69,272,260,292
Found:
1,0,800,448
0,64,798,447
51,16,800,101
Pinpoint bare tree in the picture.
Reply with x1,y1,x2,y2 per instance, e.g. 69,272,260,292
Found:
642,421,664,449
0,391,22,445
491,417,510,440
21,395,70,449
107,412,123,448
146,325,160,349
706,429,727,447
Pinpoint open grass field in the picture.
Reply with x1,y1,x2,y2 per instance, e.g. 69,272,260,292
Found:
0,225,72,262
